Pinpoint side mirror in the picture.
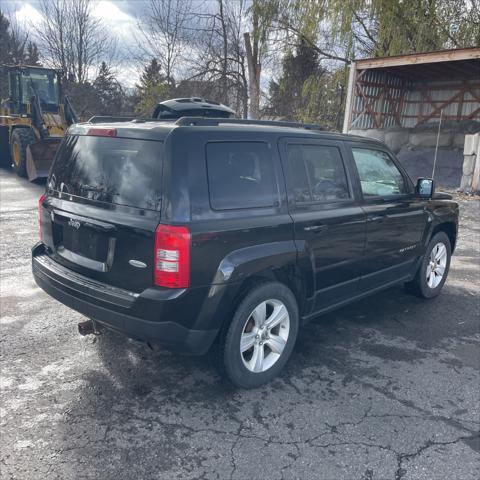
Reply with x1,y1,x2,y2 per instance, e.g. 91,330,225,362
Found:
416,178,435,198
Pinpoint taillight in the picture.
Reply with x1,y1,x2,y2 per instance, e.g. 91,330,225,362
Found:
87,128,117,137
154,225,190,288
38,193,46,240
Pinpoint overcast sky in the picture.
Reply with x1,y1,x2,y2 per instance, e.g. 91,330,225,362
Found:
3,0,152,86
2,0,280,92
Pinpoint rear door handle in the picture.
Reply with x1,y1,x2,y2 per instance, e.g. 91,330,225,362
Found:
304,224,328,233
368,215,385,223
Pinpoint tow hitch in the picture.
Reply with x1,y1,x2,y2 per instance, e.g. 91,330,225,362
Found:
78,319,103,336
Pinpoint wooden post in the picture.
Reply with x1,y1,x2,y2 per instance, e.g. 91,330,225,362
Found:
343,62,356,133
457,83,466,120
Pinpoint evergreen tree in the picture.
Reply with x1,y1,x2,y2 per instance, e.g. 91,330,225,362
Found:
266,38,348,130
0,11,11,66
266,39,322,118
93,62,124,115
136,58,166,93
0,9,41,65
24,42,41,66
135,58,169,116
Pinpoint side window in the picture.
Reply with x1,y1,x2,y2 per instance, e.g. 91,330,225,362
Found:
286,144,350,203
206,142,277,210
352,148,408,197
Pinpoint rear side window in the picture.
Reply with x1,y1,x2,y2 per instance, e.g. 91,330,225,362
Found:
206,142,277,210
49,135,163,210
286,144,350,203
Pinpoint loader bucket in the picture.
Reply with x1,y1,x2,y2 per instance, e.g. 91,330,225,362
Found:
26,138,61,182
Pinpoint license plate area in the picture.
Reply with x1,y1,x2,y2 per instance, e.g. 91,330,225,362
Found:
51,211,116,272
62,226,109,262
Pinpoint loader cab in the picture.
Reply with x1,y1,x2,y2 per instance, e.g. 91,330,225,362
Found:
7,66,61,114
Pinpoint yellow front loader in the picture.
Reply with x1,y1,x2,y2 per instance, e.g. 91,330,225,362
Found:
0,65,77,181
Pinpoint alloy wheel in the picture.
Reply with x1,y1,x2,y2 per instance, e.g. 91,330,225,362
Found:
240,299,290,373
426,242,447,289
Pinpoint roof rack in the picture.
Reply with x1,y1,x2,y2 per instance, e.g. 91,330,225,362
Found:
174,117,325,131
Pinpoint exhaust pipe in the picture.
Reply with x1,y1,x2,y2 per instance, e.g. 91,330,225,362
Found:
78,319,103,336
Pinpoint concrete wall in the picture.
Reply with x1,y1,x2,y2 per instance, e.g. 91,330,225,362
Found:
349,121,480,188
460,134,480,194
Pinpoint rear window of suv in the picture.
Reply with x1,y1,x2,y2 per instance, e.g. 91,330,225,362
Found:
49,135,163,210
206,141,278,210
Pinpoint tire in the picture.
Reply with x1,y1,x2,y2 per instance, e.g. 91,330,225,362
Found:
218,281,299,389
406,232,451,299
10,128,36,178
0,126,11,168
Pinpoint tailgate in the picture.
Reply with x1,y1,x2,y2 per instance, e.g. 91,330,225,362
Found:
40,132,163,292
41,200,159,292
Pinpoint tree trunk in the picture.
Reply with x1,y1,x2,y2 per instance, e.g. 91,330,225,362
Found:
244,31,261,119
218,0,229,104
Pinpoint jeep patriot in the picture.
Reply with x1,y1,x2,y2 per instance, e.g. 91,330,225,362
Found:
32,117,459,388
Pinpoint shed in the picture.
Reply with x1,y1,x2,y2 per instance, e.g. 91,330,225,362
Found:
343,48,480,188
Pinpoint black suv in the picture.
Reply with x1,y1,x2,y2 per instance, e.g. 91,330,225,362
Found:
32,117,459,388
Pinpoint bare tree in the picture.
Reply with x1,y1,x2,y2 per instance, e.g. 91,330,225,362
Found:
244,25,261,119
2,7,30,65
136,0,192,86
34,0,115,82
243,0,277,119
182,0,249,117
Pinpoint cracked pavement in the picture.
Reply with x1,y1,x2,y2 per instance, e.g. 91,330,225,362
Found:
1,169,479,479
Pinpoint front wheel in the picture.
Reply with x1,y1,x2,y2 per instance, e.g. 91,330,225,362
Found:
406,232,451,299
219,282,299,389
11,128,36,178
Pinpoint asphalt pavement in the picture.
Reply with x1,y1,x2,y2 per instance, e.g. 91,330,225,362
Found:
1,168,479,480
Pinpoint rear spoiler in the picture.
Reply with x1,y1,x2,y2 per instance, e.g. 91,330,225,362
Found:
88,116,136,124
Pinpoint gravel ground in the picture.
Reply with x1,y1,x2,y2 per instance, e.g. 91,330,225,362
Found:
1,169,479,480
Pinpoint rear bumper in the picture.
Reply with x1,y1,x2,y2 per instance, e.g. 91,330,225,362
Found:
31,243,218,354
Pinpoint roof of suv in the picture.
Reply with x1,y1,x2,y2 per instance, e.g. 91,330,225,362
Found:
68,117,382,145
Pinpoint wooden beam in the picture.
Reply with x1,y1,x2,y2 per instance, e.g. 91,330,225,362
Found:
467,86,480,103
403,98,478,104
417,85,427,124
343,61,357,133
417,90,464,125
356,83,381,128
358,113,476,119
384,85,403,126
410,82,480,92
377,84,387,126
397,81,408,127
355,47,480,70
457,84,466,120
357,79,404,89
466,106,480,119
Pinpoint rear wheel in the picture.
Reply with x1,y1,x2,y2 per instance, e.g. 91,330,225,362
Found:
11,128,36,178
218,282,299,389
0,126,11,168
406,232,451,299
